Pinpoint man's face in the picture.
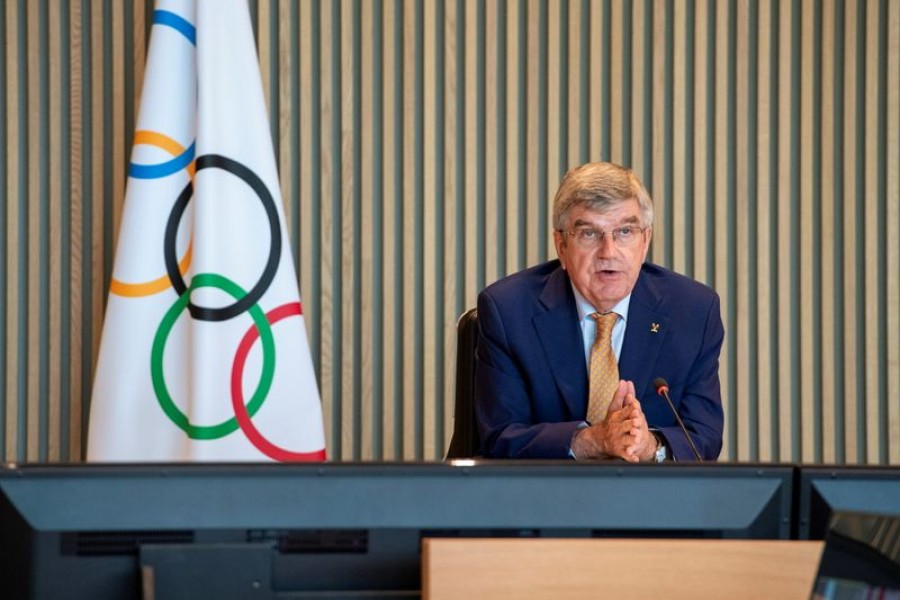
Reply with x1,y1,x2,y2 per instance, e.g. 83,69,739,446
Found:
553,199,652,312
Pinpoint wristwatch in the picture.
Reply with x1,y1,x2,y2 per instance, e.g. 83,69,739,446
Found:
652,433,668,463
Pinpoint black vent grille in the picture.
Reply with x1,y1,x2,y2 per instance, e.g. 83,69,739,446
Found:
61,530,195,556
247,529,368,554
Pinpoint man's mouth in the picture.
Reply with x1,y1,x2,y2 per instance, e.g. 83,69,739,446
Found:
596,268,621,278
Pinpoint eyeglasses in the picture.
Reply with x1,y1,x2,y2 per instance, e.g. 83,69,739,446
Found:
559,225,647,249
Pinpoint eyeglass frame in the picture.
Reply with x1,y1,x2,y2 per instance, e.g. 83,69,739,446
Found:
556,224,650,249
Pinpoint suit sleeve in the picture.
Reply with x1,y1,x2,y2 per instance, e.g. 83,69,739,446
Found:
656,293,725,460
474,291,581,458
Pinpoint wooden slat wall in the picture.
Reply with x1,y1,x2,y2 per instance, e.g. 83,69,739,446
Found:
0,0,897,464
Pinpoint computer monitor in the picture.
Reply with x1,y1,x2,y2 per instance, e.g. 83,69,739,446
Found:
0,461,794,599
796,466,900,540
810,510,900,597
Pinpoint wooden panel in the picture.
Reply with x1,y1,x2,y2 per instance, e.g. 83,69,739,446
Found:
1,0,899,465
714,0,732,460
484,0,498,284
565,0,579,168
423,539,824,600
756,0,774,462
422,0,437,458
26,0,41,461
820,0,836,464
318,0,336,458
442,0,459,456
889,0,900,465
67,0,86,462
359,0,375,460
691,0,709,286
671,0,686,275
340,0,356,458
381,0,398,460
401,0,417,460
5,0,21,460
590,0,604,163
863,0,881,462
48,0,62,462
776,0,795,462
525,0,541,267
842,0,860,463
735,0,751,461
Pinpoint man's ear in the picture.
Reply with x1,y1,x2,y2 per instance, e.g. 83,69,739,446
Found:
640,226,653,262
553,229,567,269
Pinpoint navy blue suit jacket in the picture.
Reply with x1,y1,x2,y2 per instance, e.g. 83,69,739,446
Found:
474,260,724,460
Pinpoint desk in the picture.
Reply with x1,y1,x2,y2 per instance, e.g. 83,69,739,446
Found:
423,538,824,599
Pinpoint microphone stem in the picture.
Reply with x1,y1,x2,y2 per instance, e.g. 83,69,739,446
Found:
660,388,703,461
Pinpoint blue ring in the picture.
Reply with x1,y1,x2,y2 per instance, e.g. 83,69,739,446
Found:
129,141,195,180
153,10,197,46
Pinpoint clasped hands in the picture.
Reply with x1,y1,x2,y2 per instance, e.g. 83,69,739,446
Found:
571,380,658,462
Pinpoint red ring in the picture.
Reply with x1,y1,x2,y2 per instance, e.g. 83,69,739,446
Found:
231,301,327,461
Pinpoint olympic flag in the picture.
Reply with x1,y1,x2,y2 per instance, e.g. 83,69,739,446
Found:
87,0,327,461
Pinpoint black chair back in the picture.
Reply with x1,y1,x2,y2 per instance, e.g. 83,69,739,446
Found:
445,308,480,458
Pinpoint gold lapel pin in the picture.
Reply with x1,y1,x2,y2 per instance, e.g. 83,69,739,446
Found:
650,323,660,333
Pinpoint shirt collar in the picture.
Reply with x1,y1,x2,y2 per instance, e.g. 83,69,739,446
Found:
571,283,631,324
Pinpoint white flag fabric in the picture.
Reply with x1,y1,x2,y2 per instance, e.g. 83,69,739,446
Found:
88,0,327,462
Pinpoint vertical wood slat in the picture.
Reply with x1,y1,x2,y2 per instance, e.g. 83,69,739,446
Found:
440,0,457,456
359,0,375,459
607,0,621,165
863,0,880,463
48,0,61,462
799,0,815,462
1,0,899,465
820,0,836,464
484,1,498,286
5,0,21,461
671,1,686,277
545,0,559,256
67,0,84,462
422,0,437,458
340,0,357,459
26,0,41,461
401,0,416,460
755,0,772,462
525,0,540,268
888,0,900,465
713,0,732,459
842,0,860,463
734,0,751,461
380,0,397,459
88,0,104,464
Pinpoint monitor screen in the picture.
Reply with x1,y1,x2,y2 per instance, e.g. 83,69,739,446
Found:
0,461,794,599
797,466,900,540
810,510,900,596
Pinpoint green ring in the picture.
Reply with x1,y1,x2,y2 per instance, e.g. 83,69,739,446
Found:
150,272,276,440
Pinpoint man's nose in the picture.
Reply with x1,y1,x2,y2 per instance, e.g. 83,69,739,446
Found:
595,232,617,255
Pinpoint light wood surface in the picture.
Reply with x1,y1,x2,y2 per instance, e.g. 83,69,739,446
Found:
422,538,824,600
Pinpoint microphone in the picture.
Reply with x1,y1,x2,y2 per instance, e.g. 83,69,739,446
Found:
652,377,702,461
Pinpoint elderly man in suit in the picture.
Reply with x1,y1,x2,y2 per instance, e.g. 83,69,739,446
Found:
474,162,724,461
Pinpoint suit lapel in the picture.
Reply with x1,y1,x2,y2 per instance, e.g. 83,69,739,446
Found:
533,267,588,419
619,268,669,400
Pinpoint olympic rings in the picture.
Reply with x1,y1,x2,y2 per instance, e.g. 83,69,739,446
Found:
111,131,194,297
151,272,275,440
164,154,282,323
231,302,327,461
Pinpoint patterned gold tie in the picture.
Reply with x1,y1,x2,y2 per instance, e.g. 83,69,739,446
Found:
587,311,619,424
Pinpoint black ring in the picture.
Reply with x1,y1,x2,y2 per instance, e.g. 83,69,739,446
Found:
163,153,282,322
